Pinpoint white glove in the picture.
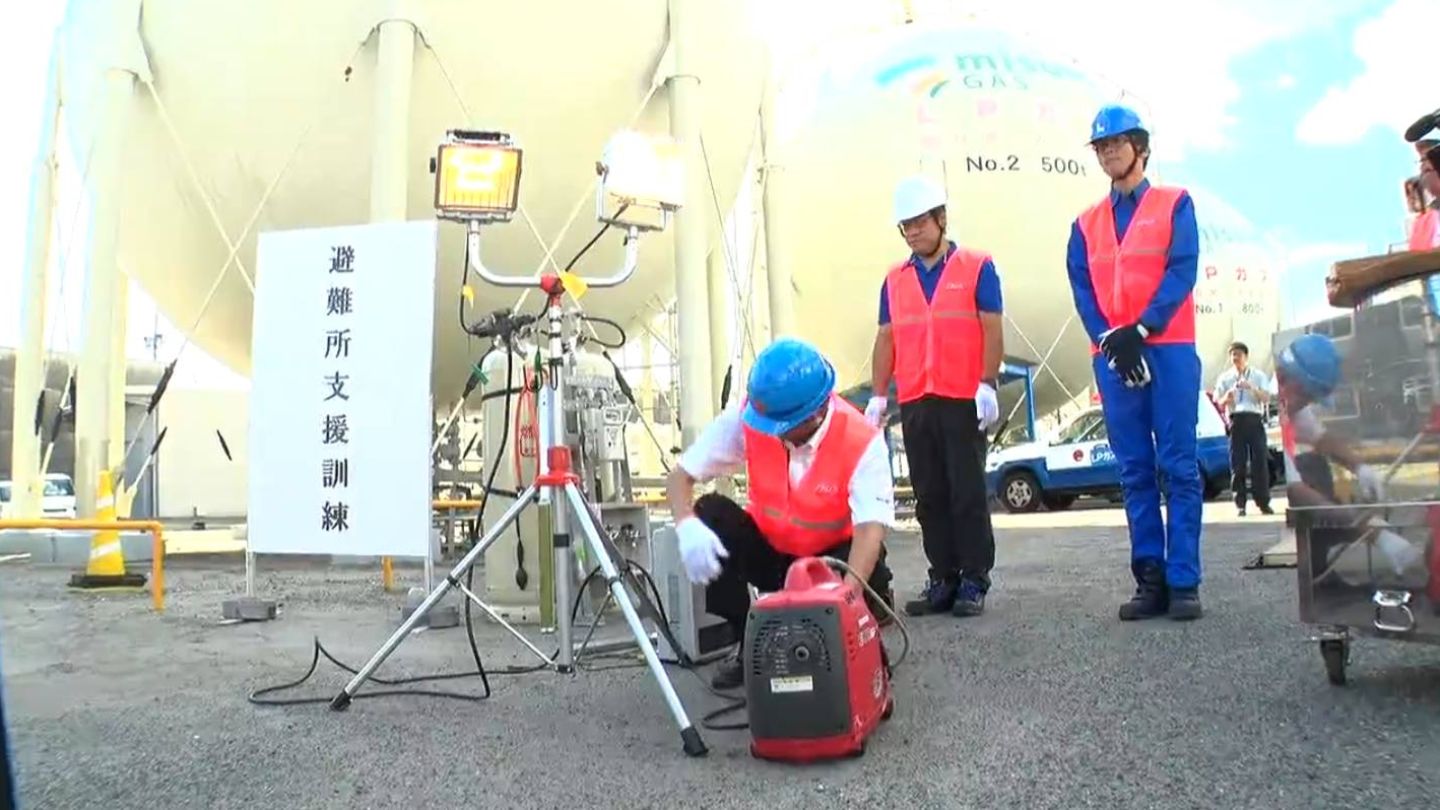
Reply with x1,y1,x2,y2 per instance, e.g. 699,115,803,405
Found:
975,382,999,429
864,396,888,428
676,516,728,585
1354,464,1386,502
1327,522,1424,585
1375,528,1424,576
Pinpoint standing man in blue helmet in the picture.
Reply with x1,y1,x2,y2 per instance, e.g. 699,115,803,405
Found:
665,337,897,689
1065,103,1206,621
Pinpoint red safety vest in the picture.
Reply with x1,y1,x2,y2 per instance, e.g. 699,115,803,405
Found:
1410,210,1439,251
884,248,987,403
1077,185,1194,352
741,394,877,557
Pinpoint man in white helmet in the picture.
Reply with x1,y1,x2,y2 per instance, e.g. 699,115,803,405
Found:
866,174,1005,618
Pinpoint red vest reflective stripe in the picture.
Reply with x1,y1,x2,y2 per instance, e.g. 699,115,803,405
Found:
741,395,877,557
1410,210,1439,251
884,248,986,403
1077,185,1193,352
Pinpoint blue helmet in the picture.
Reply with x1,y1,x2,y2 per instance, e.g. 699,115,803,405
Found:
1088,104,1147,144
743,337,836,436
1275,333,1342,403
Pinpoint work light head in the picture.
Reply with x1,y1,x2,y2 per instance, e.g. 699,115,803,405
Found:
596,129,684,233
432,130,523,223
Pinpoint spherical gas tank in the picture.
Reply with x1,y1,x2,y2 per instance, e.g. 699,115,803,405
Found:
1186,185,1284,379
56,0,768,404
771,21,1283,417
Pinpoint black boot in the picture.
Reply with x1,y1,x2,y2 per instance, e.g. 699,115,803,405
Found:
1118,560,1169,621
904,576,958,616
711,645,744,690
1168,587,1203,621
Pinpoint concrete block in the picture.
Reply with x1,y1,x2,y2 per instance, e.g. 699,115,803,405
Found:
399,587,460,630
222,596,279,622
0,530,154,567
0,530,58,563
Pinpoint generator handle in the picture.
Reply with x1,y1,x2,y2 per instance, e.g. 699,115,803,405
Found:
784,556,843,591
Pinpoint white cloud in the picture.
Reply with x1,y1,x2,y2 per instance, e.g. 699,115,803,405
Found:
1296,0,1440,146
1276,75,1298,90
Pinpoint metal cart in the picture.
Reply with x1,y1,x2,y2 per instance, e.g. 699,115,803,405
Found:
1289,248,1440,684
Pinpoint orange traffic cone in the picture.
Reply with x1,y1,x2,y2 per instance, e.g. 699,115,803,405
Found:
68,469,147,590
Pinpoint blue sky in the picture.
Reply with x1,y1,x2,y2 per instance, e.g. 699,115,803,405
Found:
1168,0,1431,324
1099,0,1433,327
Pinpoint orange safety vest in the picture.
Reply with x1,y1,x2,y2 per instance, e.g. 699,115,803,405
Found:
884,248,987,403
741,394,878,557
1410,210,1439,251
1077,185,1194,352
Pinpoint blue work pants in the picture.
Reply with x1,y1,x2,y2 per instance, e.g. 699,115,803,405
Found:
1092,343,1204,589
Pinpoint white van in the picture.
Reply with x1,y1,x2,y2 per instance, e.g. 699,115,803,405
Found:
0,474,78,519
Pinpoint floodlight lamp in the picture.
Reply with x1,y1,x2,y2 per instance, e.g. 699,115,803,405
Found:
595,129,684,232
433,129,523,223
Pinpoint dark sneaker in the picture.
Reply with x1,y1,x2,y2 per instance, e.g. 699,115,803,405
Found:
711,647,744,690
951,578,986,617
1258,504,1275,515
1119,560,1169,621
1238,507,1247,517
867,586,897,627
1169,588,1203,621
903,577,958,616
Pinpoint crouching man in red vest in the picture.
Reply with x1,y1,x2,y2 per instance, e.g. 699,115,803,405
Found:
664,337,897,690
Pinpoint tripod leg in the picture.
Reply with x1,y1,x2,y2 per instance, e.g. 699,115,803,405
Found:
561,483,708,757
330,484,539,710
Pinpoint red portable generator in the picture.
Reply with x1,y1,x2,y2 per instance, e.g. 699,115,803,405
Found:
744,557,894,762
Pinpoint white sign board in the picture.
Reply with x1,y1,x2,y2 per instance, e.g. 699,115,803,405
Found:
248,220,437,557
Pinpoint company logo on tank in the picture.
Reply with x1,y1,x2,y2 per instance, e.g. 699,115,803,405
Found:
876,52,1088,96
869,47,1106,158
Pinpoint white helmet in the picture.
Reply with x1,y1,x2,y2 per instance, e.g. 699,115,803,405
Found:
893,175,946,223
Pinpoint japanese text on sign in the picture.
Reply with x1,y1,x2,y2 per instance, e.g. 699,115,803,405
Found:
248,221,437,558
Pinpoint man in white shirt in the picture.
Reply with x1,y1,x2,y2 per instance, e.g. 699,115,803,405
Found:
665,337,896,689
1212,341,1274,516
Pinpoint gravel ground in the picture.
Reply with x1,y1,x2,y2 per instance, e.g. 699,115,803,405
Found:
3,521,1439,810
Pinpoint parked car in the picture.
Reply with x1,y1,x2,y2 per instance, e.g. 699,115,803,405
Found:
0,474,78,519
985,392,1237,513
